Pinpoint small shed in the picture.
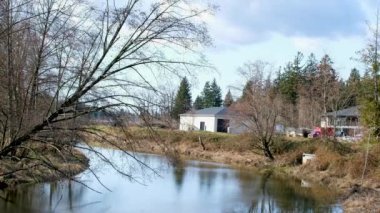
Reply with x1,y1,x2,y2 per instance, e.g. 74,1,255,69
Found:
179,107,235,133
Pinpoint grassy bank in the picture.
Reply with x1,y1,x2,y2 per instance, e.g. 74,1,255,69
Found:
85,126,380,212
0,143,89,189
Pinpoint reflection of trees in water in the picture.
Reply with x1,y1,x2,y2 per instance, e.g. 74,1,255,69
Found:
247,172,277,213
198,169,218,192
173,166,186,192
0,180,89,213
245,172,337,213
235,170,262,196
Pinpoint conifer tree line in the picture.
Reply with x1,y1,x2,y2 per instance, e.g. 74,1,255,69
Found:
171,49,378,132
171,78,234,119
170,17,380,135
228,57,366,159
194,78,223,109
235,52,368,129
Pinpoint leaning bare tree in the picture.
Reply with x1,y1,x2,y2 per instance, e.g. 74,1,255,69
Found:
231,61,284,160
0,0,212,183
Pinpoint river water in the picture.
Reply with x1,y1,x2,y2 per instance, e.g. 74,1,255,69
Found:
0,147,342,213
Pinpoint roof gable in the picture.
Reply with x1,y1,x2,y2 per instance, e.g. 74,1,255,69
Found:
181,107,229,116
325,106,359,117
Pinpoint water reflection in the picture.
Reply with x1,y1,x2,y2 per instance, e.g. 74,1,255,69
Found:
0,148,342,213
0,179,92,213
245,171,341,213
173,166,186,191
198,169,218,192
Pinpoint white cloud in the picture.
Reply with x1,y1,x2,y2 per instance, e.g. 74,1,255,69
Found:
292,37,323,52
206,0,368,47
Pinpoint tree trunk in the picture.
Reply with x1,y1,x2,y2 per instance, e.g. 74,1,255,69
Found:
263,140,274,160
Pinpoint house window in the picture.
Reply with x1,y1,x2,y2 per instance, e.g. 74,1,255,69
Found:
200,122,205,131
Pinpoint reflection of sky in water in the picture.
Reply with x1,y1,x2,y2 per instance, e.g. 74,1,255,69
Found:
0,147,342,213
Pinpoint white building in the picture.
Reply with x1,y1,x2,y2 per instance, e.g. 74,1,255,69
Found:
179,107,243,134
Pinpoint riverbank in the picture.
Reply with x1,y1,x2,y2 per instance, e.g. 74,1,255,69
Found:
85,126,380,212
0,143,89,189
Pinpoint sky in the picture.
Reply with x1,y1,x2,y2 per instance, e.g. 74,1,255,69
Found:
191,0,380,98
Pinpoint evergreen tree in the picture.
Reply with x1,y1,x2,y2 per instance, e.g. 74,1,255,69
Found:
302,53,318,82
292,51,304,73
199,79,223,108
278,63,299,105
193,96,203,110
277,52,304,105
348,68,361,82
171,77,192,119
361,69,374,100
210,79,223,107
345,68,361,107
358,17,380,135
223,89,234,107
201,81,213,108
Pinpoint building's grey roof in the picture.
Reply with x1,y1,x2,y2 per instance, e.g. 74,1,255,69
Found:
325,106,359,117
180,107,229,116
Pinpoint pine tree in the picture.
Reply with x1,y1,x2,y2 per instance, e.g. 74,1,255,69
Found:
224,89,234,107
210,79,222,107
302,53,318,82
171,77,192,120
357,14,380,135
201,81,213,108
277,53,304,105
346,68,361,107
193,96,203,110
197,79,223,109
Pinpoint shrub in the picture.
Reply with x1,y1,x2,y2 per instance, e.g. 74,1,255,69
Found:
312,147,341,171
271,137,300,154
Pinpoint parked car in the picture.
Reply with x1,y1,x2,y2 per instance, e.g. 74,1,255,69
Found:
308,127,321,138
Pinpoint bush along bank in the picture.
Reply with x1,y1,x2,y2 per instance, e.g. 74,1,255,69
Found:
0,142,89,189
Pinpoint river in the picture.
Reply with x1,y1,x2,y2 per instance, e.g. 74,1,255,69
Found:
0,147,342,213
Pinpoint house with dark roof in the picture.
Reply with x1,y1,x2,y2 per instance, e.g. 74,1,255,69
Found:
179,107,242,133
320,106,362,136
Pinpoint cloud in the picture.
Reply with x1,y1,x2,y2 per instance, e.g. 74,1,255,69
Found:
292,37,323,52
208,0,368,46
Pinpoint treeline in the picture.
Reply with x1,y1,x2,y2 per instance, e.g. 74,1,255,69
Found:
257,52,362,128
170,51,372,130
236,52,380,135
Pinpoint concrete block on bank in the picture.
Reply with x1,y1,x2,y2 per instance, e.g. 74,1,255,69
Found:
302,153,316,164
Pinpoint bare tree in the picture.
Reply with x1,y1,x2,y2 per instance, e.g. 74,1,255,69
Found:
231,61,283,160
0,0,212,182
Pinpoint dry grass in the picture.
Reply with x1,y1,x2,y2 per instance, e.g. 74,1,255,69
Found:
313,147,341,171
342,186,380,213
0,143,89,188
